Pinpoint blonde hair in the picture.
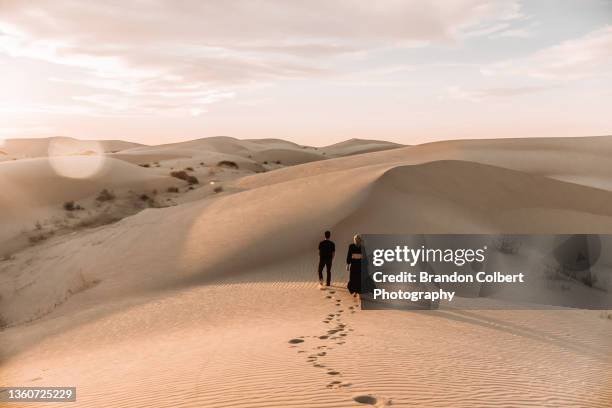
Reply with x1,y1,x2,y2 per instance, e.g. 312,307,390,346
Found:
353,234,362,246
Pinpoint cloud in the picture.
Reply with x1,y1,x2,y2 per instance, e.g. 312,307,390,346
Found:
0,0,525,116
482,25,612,80
0,1,524,50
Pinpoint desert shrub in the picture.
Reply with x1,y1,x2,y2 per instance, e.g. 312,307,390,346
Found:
199,162,205,166
139,163,150,168
76,213,122,228
217,160,239,169
275,160,281,164
139,194,150,201
167,186,179,193
29,231,54,244
263,161,269,165
170,170,198,184
29,234,46,244
185,167,194,172
214,186,223,193
63,201,82,211
35,221,42,230
494,236,522,254
96,189,116,202
170,170,188,180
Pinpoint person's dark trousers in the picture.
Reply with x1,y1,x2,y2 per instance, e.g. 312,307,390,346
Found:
318,257,332,286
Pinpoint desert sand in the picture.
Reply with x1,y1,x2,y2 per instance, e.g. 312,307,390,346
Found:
1,135,611,407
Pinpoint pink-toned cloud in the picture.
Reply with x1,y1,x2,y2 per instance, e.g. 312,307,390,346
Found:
482,25,612,80
0,0,524,117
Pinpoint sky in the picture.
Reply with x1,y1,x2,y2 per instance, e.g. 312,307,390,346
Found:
0,0,611,146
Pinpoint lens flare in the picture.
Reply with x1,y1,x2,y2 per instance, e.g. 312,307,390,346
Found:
48,138,106,179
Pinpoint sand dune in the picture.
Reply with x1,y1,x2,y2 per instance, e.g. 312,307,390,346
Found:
4,157,612,327
0,136,143,158
112,136,404,168
321,138,404,157
236,135,612,191
1,136,612,407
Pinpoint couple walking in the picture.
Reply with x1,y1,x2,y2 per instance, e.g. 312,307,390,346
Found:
317,230,363,297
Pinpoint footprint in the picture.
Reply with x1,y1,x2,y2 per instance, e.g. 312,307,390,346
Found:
353,395,391,406
288,338,304,344
353,395,377,405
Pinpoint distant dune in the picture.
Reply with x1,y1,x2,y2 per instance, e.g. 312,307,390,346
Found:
0,136,144,158
321,138,404,157
1,135,611,408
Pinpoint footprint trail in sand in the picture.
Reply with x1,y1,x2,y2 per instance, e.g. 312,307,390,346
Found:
288,287,391,406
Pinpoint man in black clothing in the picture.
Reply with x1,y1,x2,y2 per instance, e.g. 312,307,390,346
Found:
318,230,335,286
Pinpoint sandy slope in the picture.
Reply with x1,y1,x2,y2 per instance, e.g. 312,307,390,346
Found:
0,156,177,257
1,136,612,407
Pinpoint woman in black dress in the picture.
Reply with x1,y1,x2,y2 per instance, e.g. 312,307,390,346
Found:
346,234,363,297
